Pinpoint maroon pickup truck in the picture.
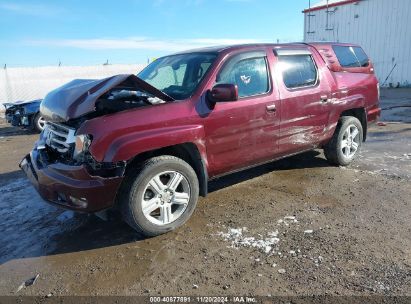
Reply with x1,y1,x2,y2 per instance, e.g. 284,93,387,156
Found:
20,42,380,236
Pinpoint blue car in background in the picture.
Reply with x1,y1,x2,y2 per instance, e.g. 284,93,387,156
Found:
4,99,45,133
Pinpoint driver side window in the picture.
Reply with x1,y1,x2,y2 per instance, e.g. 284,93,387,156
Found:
217,56,269,98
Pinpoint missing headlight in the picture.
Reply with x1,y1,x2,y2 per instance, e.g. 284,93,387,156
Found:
73,134,92,160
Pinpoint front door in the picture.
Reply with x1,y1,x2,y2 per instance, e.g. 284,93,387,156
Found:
204,50,280,177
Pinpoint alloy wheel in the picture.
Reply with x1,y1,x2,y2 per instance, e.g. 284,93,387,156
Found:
141,171,190,226
37,116,46,130
341,124,360,159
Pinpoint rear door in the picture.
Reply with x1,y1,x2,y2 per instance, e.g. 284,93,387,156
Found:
204,50,280,176
274,48,332,155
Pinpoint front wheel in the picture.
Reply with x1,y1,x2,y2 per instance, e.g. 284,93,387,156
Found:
324,116,363,166
120,156,199,236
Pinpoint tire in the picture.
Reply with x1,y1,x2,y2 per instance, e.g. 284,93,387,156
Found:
32,113,46,133
324,116,363,166
120,156,199,236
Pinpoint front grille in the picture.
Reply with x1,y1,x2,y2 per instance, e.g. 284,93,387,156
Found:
45,122,76,153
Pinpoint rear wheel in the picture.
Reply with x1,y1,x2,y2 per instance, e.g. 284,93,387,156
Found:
33,113,46,133
120,156,199,236
324,116,363,166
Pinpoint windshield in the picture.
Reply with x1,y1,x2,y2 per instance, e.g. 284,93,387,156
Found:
138,53,217,100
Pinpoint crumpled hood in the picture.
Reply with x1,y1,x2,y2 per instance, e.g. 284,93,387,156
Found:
40,74,174,122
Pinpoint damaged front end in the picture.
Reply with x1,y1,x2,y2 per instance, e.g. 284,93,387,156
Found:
20,74,171,212
35,74,173,177
20,146,125,212
37,121,126,179
40,74,173,122
37,74,175,175
20,120,127,211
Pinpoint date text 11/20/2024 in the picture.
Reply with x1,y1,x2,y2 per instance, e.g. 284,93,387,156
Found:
149,296,257,303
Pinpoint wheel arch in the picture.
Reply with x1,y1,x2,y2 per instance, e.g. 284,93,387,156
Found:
340,108,367,141
124,143,208,197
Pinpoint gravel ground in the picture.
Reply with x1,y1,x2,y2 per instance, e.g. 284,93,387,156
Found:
0,90,410,297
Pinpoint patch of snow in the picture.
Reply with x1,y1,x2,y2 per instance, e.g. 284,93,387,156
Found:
277,215,298,226
375,281,390,291
217,228,280,254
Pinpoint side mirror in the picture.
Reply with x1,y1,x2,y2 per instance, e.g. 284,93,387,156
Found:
207,84,238,107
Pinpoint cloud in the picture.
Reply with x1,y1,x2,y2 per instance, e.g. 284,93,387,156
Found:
0,2,63,16
25,37,266,52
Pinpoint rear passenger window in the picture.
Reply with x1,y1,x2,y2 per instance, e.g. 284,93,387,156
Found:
278,55,318,89
353,47,369,67
332,45,369,68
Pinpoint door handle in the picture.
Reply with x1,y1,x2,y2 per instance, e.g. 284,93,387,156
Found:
266,104,277,112
320,95,328,103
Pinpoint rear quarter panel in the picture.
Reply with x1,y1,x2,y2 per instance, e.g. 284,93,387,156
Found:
310,43,380,141
324,71,379,141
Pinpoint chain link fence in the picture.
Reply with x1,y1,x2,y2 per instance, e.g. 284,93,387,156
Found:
0,64,146,110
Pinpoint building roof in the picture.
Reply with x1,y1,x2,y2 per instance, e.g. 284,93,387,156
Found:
303,0,360,13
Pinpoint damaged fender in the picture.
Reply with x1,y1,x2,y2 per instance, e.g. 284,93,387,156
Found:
102,125,207,163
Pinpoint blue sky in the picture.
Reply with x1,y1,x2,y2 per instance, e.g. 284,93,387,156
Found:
0,0,310,67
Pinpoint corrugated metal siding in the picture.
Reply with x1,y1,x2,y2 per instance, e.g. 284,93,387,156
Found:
304,0,411,87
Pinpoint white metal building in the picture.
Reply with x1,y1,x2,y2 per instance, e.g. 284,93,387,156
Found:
303,0,411,87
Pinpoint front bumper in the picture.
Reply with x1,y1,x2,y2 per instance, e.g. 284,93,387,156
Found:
19,149,124,212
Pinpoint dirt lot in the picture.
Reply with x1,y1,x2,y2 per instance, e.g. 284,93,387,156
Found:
0,89,410,297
